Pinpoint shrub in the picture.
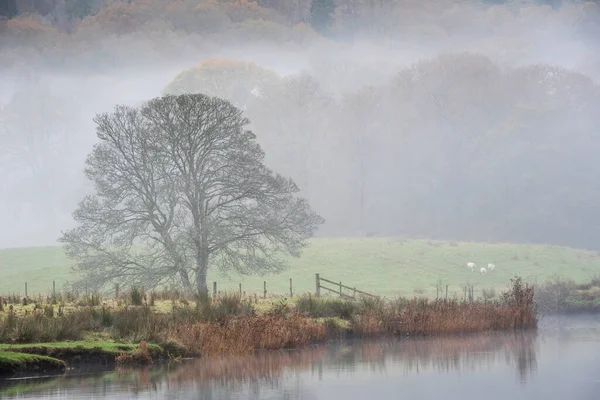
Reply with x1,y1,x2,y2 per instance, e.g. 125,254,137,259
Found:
271,298,290,317
77,292,102,307
111,306,168,342
534,276,575,312
482,287,496,302
295,294,358,319
43,305,54,318
115,340,153,366
329,298,358,319
357,296,386,315
129,287,144,306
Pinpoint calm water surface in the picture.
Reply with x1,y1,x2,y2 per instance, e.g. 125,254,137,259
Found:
1,315,599,400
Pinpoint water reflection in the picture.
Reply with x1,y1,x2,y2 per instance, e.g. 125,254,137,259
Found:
0,331,542,399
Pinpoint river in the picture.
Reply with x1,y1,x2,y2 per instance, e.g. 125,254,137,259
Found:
1,314,599,399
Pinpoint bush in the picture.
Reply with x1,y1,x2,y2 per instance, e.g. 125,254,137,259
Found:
534,276,575,312
357,296,386,315
203,292,254,322
482,287,496,302
111,306,168,343
295,294,359,319
129,287,145,306
77,292,102,307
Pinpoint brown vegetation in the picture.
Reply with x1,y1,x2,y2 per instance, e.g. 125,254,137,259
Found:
352,299,534,337
169,314,327,356
0,279,536,354
115,340,153,366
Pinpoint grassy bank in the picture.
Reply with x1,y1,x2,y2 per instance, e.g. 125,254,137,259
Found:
0,340,178,377
0,277,536,376
0,351,65,376
1,239,600,298
0,341,166,366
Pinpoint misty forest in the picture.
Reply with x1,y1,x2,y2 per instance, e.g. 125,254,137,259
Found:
2,0,600,287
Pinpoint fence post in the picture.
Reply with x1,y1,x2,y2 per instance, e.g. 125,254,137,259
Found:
289,278,293,297
25,282,27,299
52,281,56,299
239,283,242,298
213,282,217,298
353,287,356,299
339,281,342,297
115,283,120,299
315,274,320,296
445,285,448,301
263,281,267,299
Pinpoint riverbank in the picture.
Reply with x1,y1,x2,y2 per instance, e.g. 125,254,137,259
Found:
0,277,536,377
0,340,184,377
0,351,66,376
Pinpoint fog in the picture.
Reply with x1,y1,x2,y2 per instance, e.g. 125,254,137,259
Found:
1,0,600,249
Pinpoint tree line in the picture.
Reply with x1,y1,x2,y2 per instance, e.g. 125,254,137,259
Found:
163,54,600,249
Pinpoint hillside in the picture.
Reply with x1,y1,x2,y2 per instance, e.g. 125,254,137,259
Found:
1,238,599,299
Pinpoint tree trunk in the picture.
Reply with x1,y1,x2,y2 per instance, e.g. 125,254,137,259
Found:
195,237,209,294
195,268,208,294
179,269,192,292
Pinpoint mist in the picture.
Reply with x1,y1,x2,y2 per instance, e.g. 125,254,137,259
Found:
1,0,600,250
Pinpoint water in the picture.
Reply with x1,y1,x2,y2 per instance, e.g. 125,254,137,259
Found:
1,314,599,399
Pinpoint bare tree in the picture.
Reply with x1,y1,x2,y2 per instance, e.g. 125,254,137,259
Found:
59,93,324,293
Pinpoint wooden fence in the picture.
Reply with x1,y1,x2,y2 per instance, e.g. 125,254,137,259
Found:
2,278,485,304
315,273,378,300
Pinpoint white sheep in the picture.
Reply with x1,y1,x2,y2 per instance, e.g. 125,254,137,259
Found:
480,267,487,275
467,262,476,272
487,263,495,271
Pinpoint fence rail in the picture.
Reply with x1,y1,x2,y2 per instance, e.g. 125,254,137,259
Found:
1,277,499,304
315,273,378,300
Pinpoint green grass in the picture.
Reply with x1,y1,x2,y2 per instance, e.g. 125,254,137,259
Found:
0,340,161,354
1,238,600,298
0,351,66,375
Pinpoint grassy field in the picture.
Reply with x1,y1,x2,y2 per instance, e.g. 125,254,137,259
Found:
1,238,599,298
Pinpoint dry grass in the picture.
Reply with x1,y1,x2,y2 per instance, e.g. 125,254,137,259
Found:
0,277,537,365
169,313,327,356
352,300,533,337
115,340,153,366
352,277,536,337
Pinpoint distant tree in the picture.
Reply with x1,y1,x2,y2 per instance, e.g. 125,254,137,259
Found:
64,0,94,20
0,84,81,230
0,0,18,18
308,0,335,34
60,94,324,293
163,59,282,111
249,73,332,195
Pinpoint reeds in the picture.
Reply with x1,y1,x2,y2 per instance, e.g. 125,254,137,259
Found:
0,278,537,357
169,313,327,356
352,277,536,337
